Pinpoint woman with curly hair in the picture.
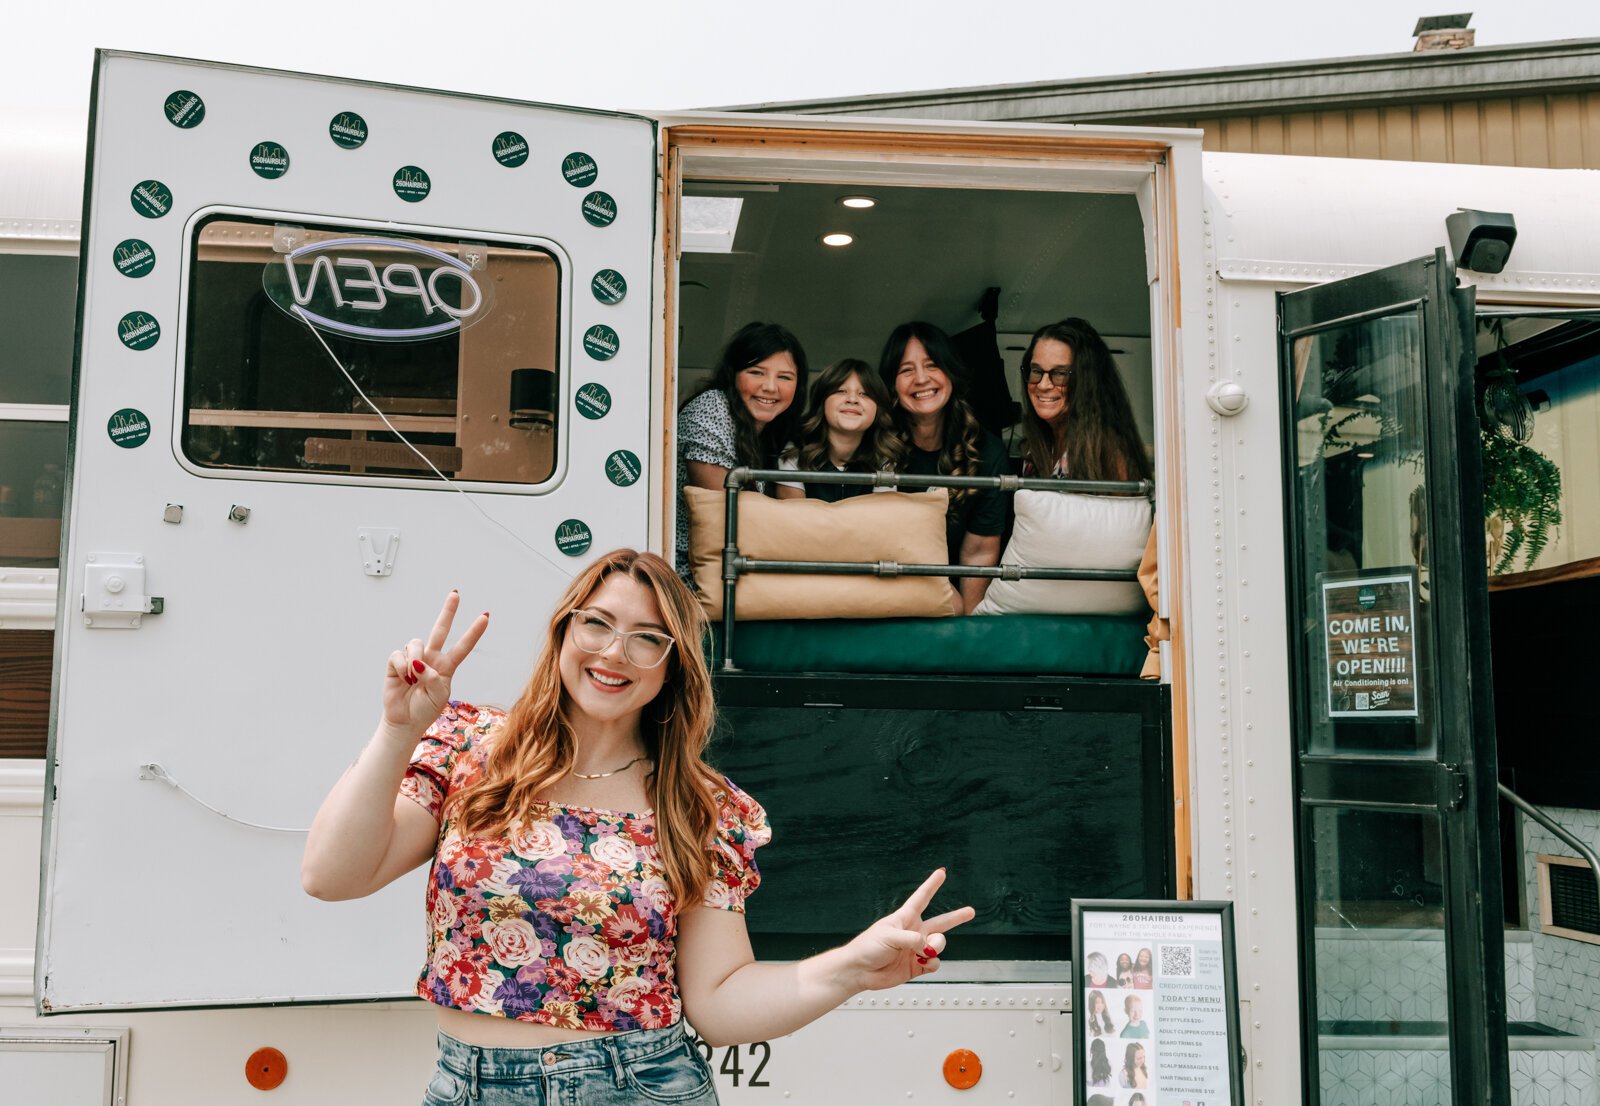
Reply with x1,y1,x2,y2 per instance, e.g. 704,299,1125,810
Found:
879,322,1009,613
303,549,972,1105
1017,317,1151,483
776,357,906,502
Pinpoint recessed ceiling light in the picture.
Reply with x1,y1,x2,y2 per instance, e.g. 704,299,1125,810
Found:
839,196,876,209
820,232,854,247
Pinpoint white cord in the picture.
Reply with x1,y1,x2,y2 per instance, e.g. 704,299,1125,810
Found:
295,308,575,579
139,762,309,834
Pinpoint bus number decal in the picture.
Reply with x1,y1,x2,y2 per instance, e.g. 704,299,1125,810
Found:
689,1034,772,1088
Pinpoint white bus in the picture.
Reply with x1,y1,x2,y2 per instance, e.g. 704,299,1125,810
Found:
3,48,1599,1106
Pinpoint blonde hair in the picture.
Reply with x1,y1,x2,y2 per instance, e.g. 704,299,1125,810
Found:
446,549,723,906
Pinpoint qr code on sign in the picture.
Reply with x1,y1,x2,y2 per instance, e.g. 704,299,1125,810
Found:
1159,943,1195,978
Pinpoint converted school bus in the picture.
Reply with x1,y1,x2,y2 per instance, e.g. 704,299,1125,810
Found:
3,44,1600,1105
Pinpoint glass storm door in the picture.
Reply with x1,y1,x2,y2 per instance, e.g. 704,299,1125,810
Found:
1279,250,1509,1106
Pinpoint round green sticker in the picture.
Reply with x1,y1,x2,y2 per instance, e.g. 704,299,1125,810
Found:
108,408,152,449
582,324,620,361
164,90,205,128
113,239,156,278
131,180,173,219
393,166,432,203
250,141,290,179
581,191,617,228
591,269,627,304
605,450,642,487
575,383,612,420
555,519,593,557
117,311,161,351
493,131,530,168
562,152,598,187
329,112,369,149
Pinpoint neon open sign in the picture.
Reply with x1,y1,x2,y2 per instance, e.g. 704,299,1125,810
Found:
262,237,490,341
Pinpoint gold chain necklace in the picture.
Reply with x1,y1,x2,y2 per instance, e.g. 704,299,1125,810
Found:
572,755,650,780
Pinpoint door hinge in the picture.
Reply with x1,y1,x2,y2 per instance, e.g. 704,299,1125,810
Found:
1441,763,1469,811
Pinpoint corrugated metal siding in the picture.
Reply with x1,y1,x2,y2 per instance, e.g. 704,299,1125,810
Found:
1163,92,1600,168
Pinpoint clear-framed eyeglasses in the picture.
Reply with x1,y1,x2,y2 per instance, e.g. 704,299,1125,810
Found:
568,609,676,668
1026,367,1073,387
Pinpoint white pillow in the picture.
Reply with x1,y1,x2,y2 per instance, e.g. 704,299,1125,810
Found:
974,490,1152,616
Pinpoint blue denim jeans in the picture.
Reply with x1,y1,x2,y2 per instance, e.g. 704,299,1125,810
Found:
424,1023,719,1106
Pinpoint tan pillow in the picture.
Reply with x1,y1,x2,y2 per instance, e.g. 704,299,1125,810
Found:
684,486,953,620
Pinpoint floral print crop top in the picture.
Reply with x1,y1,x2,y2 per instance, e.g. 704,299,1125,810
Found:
401,702,769,1030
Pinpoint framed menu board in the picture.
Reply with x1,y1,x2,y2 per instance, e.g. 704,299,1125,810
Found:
1071,900,1244,1106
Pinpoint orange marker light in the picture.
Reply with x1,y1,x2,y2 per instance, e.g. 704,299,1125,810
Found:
943,1048,982,1090
246,1047,288,1091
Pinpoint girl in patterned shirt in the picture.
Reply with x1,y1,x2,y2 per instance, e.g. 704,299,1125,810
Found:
303,548,971,1105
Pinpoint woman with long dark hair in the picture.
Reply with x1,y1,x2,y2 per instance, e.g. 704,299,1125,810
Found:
303,549,972,1105
1119,1043,1150,1088
1087,1037,1114,1087
675,322,809,575
776,358,906,502
1086,988,1117,1036
1017,318,1151,482
878,322,1009,613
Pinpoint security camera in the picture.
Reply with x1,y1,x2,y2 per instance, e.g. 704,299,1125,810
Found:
1446,209,1517,274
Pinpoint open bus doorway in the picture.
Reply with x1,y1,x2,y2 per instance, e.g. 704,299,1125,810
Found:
671,168,1175,968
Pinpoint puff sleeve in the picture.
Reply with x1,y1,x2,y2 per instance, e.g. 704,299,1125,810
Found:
400,701,497,820
703,779,771,912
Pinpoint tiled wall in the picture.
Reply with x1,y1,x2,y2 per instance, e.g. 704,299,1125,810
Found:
1524,807,1600,1039
1321,1045,1596,1106
1314,928,1535,1023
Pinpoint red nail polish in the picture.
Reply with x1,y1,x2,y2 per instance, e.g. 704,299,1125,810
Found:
922,945,937,959
413,660,425,673
404,674,416,685
482,612,490,619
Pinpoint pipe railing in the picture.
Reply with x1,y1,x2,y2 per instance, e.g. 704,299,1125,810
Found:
717,466,1155,672
1499,782,1600,929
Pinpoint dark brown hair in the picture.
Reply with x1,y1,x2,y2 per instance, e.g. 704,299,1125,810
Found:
689,321,810,477
792,358,907,474
1018,318,1151,482
877,321,987,506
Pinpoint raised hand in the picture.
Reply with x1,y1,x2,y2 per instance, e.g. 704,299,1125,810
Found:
382,590,490,733
841,868,975,990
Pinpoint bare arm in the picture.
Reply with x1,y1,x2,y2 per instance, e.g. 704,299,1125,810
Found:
301,591,488,900
676,869,974,1047
957,531,1002,614
774,483,806,500
687,460,731,492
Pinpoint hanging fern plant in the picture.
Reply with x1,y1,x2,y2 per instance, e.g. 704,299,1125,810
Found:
1480,428,1562,574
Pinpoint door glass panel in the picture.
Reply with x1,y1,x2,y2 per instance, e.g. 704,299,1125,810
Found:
0,420,68,567
0,254,76,406
1312,805,1453,1106
1291,311,1436,756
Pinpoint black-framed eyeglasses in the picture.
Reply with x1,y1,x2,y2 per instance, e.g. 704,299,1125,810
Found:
569,609,676,668
1026,367,1072,387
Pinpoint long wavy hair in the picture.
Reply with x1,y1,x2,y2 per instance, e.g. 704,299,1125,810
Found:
1086,989,1115,1036
1018,318,1151,482
1122,1043,1146,1085
446,549,723,907
878,322,987,507
1089,1038,1112,1085
792,358,907,474
689,321,809,479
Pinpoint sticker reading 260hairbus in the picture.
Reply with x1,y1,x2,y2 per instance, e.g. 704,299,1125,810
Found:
582,191,617,228
130,180,173,219
108,408,152,449
113,239,156,278
591,269,627,304
555,519,593,557
393,166,432,203
562,152,598,187
117,311,161,351
493,131,530,168
329,112,369,149
582,325,620,361
605,450,642,487
163,90,205,128
575,383,612,420
250,141,291,179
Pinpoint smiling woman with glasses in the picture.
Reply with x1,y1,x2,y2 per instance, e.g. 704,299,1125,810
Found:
302,548,973,1105
1018,318,1152,482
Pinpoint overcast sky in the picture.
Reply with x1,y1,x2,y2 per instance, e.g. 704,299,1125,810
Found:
6,0,1600,130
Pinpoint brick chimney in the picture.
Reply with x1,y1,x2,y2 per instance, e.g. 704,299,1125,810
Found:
1413,13,1475,52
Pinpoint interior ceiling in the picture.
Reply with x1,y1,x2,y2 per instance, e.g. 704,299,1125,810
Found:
677,182,1150,377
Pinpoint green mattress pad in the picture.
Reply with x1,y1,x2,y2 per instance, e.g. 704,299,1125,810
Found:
711,612,1150,677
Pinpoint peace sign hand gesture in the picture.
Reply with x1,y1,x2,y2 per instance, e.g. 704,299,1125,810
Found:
841,868,975,990
382,590,490,735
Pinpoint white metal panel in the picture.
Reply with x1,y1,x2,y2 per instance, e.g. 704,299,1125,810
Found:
40,51,657,1011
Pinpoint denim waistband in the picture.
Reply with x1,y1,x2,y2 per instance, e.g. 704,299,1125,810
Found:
437,1021,688,1086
